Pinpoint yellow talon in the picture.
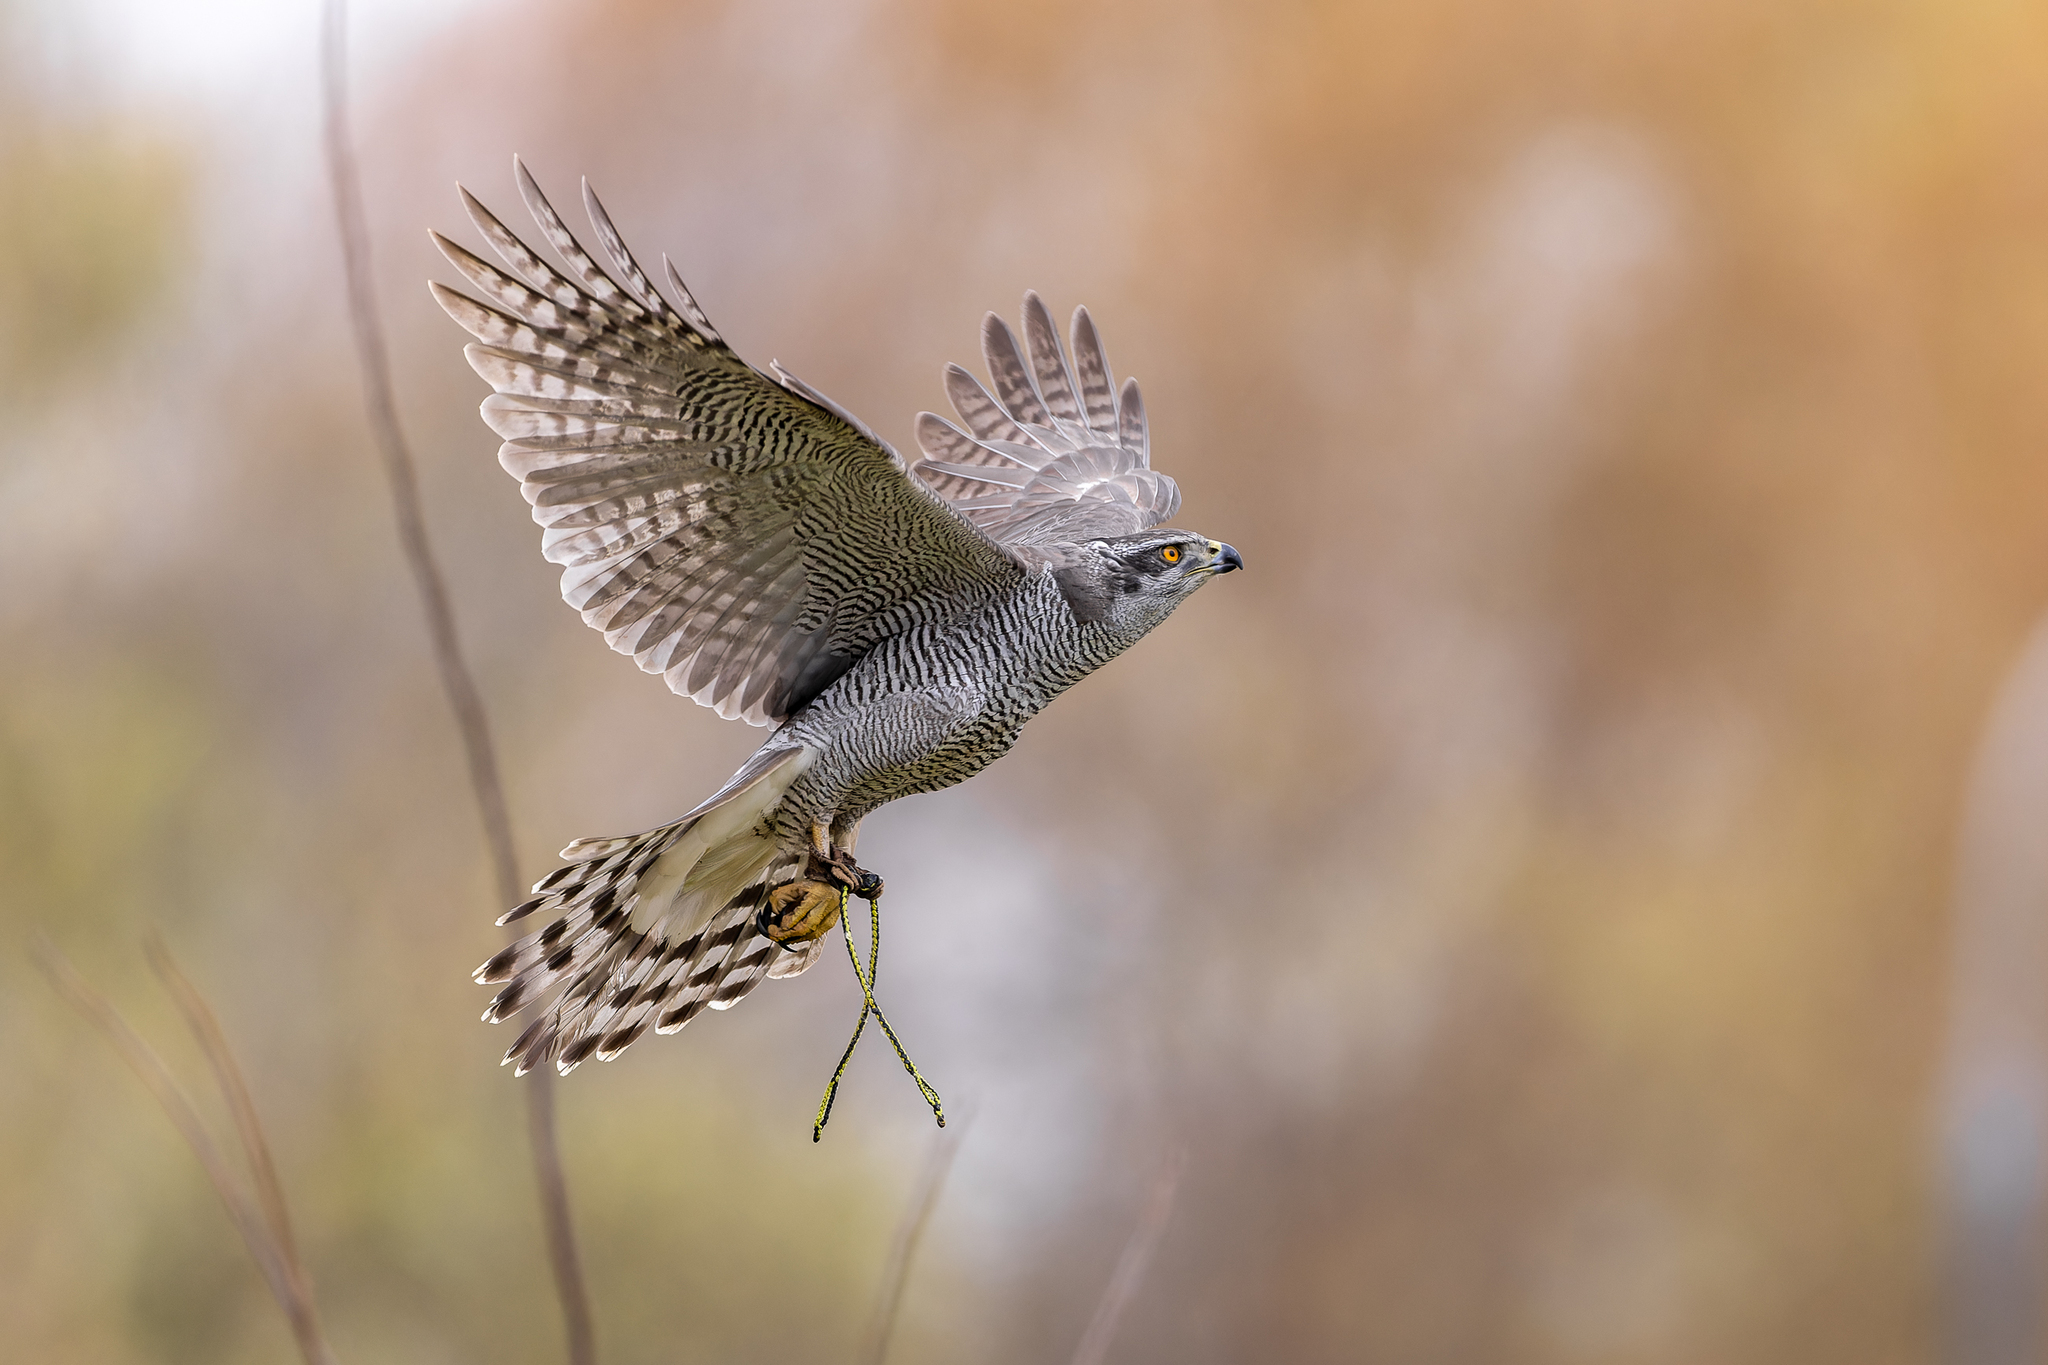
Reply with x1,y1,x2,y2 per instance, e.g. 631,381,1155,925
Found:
760,879,845,945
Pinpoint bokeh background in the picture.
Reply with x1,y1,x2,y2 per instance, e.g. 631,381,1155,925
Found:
6,0,2048,1361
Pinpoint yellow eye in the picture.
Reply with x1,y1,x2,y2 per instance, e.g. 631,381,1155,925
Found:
1161,546,1181,564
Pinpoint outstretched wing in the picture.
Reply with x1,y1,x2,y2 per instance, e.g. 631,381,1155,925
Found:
912,292,1180,547
432,159,1022,726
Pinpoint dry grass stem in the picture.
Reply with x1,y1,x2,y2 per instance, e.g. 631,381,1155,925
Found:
1069,1146,1188,1365
315,5,598,1358
318,4,596,1363
32,937,339,1365
863,1107,976,1365
313,0,519,905
144,932,307,1279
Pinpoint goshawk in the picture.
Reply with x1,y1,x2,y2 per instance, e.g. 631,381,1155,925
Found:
433,162,1242,1075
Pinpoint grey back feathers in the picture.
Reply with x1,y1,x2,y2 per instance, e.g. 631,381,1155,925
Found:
431,156,1022,727
913,293,1181,547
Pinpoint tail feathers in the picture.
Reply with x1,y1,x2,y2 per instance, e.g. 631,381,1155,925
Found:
483,835,815,1075
496,820,687,930
768,934,827,979
475,827,678,1012
559,832,642,862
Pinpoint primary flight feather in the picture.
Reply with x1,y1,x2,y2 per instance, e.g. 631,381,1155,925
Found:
434,159,1242,1075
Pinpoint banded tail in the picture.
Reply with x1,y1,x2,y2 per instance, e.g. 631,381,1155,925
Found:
475,745,823,1074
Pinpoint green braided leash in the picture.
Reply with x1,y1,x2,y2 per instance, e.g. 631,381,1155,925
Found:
812,885,945,1142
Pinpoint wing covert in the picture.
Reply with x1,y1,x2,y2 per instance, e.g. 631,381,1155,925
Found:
433,159,1022,726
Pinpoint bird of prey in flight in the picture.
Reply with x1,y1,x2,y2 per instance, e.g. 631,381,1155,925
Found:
433,161,1242,1077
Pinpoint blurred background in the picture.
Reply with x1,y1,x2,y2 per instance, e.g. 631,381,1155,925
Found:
5,0,2048,1361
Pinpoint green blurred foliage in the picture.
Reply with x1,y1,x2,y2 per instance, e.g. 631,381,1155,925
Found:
0,117,185,406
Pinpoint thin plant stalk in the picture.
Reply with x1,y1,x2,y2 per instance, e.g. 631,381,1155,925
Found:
317,4,595,1362
1069,1147,1187,1365
145,932,307,1277
864,1107,975,1365
33,937,339,1365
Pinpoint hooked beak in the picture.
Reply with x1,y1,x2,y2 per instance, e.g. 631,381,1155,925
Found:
1210,541,1244,574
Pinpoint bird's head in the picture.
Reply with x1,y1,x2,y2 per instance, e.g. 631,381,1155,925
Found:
1050,530,1244,632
